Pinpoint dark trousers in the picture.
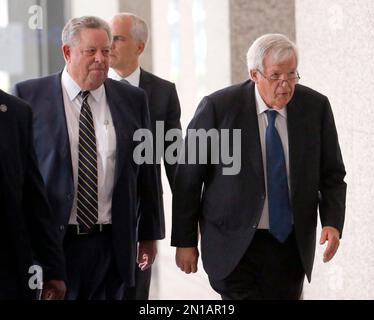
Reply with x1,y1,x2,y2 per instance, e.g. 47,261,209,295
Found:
209,230,305,300
123,266,152,300
63,229,124,300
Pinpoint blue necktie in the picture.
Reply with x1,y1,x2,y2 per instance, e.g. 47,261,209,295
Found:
266,110,293,242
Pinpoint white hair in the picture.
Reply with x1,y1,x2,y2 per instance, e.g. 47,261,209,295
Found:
247,33,298,78
62,16,112,46
112,13,149,44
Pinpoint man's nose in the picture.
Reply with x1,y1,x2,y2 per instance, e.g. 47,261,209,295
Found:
280,80,289,87
94,51,106,63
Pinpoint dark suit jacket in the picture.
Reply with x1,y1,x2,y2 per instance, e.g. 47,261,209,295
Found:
0,90,66,299
139,69,182,228
13,73,163,287
171,80,346,282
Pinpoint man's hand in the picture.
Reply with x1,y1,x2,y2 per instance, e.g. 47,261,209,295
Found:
41,280,66,300
175,247,199,274
138,240,157,271
320,226,340,263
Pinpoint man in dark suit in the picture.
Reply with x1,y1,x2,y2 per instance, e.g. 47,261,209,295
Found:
171,33,346,299
0,90,66,300
13,16,163,300
109,12,182,300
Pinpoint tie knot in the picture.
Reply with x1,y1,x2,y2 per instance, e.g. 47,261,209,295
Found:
80,90,90,101
266,110,278,126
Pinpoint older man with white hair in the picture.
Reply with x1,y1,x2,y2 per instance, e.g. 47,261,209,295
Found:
171,33,346,300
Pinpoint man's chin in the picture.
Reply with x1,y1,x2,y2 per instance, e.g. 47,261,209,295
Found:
274,97,291,108
90,69,106,75
86,75,107,90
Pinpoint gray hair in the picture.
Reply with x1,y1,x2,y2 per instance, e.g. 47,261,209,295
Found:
112,13,149,44
62,16,113,46
247,33,298,77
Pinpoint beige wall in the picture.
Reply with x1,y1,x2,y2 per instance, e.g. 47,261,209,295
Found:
118,0,153,72
229,0,295,84
70,0,118,21
296,0,374,299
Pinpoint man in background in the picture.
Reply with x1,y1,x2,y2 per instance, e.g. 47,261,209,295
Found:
109,12,182,300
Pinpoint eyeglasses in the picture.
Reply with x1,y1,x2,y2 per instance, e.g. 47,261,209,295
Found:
257,69,300,84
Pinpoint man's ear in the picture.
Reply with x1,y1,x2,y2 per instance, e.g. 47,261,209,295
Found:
137,41,146,56
62,45,71,62
250,69,259,83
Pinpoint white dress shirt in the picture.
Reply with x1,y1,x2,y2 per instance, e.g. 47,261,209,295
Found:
255,85,292,229
108,67,141,87
61,67,117,225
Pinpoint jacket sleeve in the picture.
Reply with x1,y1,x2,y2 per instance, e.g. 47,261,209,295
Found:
318,97,347,236
171,96,215,247
163,83,182,191
137,92,164,241
22,106,67,281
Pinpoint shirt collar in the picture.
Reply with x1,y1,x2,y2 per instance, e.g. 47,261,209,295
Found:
108,67,141,87
254,84,287,119
61,66,105,103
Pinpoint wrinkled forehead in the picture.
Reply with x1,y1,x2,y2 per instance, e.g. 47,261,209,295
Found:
72,28,111,46
264,48,297,69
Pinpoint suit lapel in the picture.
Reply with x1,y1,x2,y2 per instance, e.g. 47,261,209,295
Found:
139,68,153,100
104,81,132,185
43,74,74,183
287,92,306,199
240,82,265,190
50,74,71,159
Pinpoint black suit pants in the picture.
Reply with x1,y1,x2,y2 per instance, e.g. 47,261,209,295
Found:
209,229,305,300
63,228,124,300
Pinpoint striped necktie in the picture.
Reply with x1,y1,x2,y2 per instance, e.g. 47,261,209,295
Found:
77,91,98,231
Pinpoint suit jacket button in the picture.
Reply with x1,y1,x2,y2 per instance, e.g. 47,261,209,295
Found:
67,193,74,200
59,225,65,231
252,224,258,229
